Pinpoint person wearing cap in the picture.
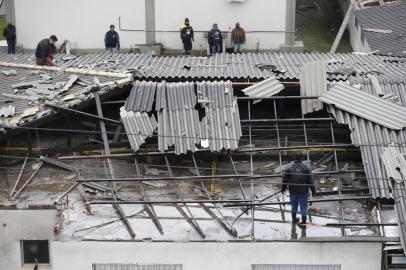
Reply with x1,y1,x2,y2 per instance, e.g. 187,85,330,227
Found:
281,153,316,227
208,23,223,54
35,35,58,66
104,25,120,54
180,18,194,55
231,22,246,53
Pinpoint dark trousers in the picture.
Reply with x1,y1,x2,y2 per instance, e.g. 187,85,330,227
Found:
7,39,16,54
183,40,192,55
211,43,221,54
290,194,308,217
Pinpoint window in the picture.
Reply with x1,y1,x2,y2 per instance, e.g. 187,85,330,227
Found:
92,264,182,270
21,240,50,265
252,265,341,270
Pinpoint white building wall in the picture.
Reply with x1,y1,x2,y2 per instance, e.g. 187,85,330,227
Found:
0,209,58,270
154,0,287,51
53,241,381,270
12,0,286,51
13,0,146,50
0,209,383,270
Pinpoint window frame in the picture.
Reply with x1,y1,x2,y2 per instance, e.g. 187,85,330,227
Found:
20,240,52,268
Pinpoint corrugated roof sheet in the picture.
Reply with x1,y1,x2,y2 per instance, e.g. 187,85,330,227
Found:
300,61,327,114
356,1,406,56
2,52,406,81
124,81,156,112
120,108,157,151
320,84,406,130
0,105,15,117
241,76,285,101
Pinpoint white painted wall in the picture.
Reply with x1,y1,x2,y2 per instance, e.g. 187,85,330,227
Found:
0,209,383,270
52,241,381,270
0,209,57,270
13,0,287,51
154,0,287,51
13,0,146,50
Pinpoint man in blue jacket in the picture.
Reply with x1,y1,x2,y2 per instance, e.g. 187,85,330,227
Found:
208,23,223,54
104,25,120,54
282,153,316,226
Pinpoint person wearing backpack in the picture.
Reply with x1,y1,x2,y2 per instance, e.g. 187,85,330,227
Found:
3,23,16,54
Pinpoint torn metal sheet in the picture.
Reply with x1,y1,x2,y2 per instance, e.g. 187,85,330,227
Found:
241,76,285,103
62,75,79,92
320,83,406,130
300,61,327,114
120,108,158,152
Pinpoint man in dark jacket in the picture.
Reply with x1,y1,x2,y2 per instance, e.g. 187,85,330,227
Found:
180,18,194,55
281,153,316,226
3,23,16,54
35,35,58,66
208,23,222,54
104,25,120,54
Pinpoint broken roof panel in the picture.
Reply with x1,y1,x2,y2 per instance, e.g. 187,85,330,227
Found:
300,61,328,114
320,84,406,130
241,76,285,101
0,65,132,128
356,1,406,56
124,81,156,112
120,108,157,152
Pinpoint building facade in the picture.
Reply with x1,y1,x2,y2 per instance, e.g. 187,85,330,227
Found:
9,0,298,52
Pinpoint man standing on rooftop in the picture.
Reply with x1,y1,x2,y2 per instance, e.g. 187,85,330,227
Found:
35,35,58,66
208,23,223,54
281,152,316,227
231,22,246,53
180,18,194,55
104,25,120,55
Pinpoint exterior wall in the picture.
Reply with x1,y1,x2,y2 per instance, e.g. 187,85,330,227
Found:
13,0,286,51
0,210,383,270
154,0,286,51
52,241,382,270
0,209,58,270
13,0,146,50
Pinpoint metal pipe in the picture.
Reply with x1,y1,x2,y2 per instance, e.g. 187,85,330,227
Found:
237,96,319,100
240,117,334,123
90,199,252,205
235,144,356,153
326,223,398,227
224,196,373,207
77,170,366,183
46,104,121,125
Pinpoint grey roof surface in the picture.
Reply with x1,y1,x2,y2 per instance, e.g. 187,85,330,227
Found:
300,61,327,114
356,1,406,56
0,66,131,127
1,52,406,81
124,81,156,112
321,84,406,130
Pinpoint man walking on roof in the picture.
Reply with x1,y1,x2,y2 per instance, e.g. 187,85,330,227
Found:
35,35,58,66
180,18,194,55
281,153,316,227
104,25,120,55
